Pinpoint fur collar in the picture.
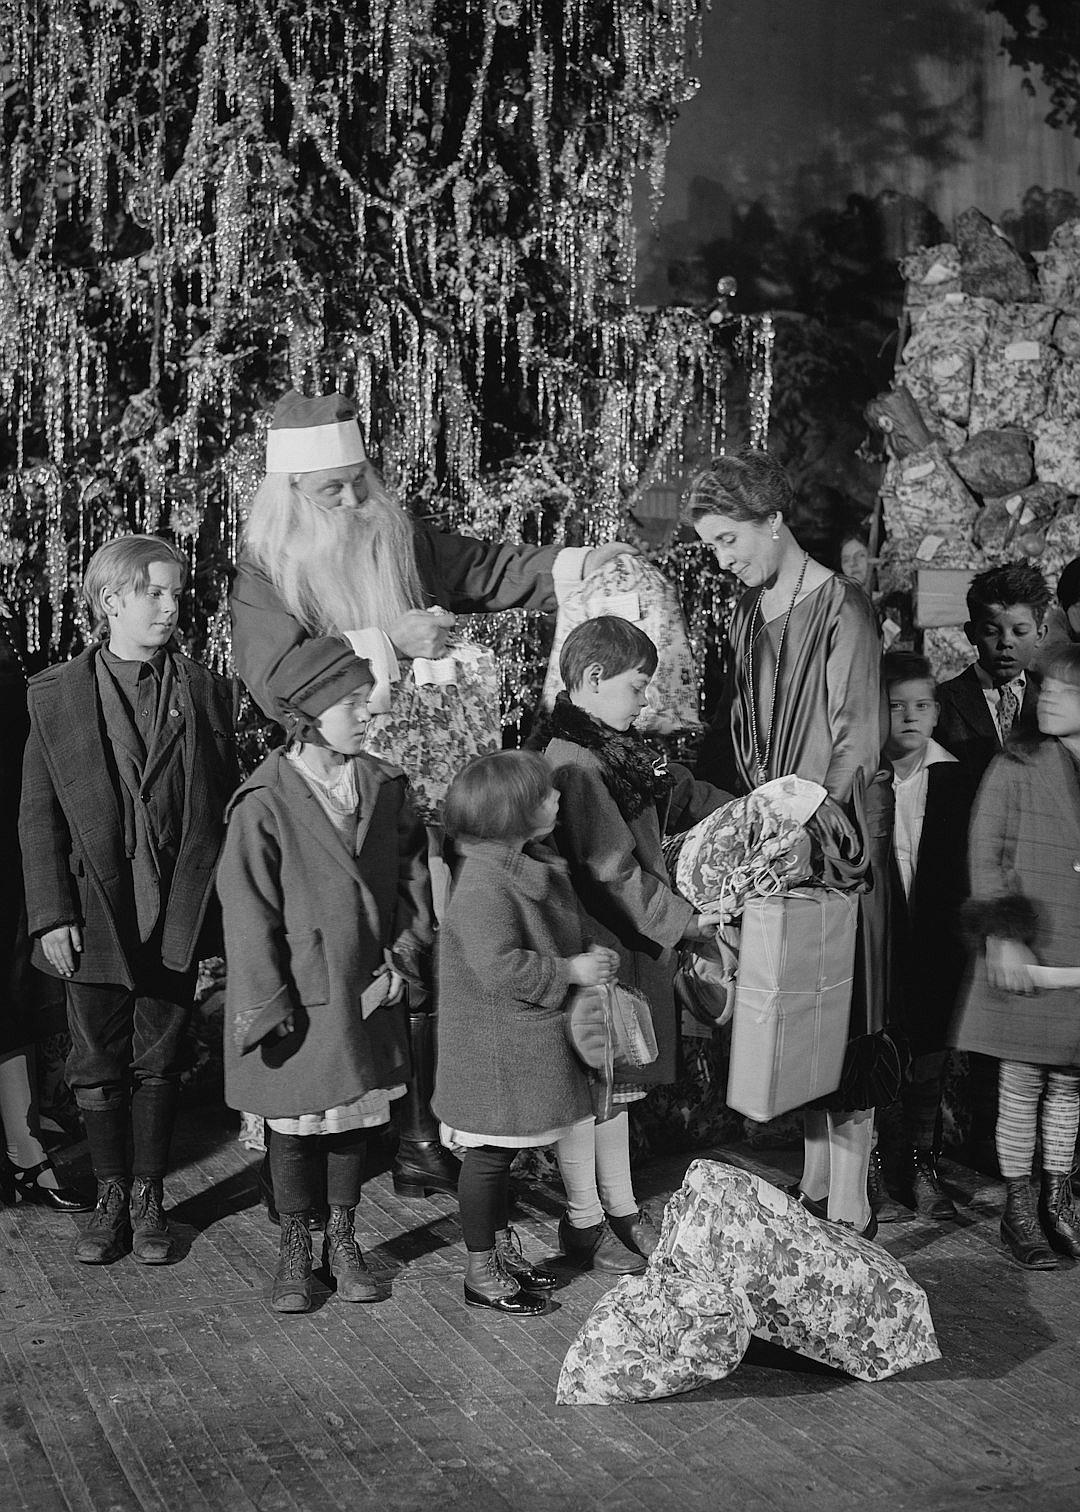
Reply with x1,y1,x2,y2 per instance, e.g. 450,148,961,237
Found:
545,693,671,821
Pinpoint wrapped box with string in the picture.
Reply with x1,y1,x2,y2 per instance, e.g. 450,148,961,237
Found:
726,889,858,1123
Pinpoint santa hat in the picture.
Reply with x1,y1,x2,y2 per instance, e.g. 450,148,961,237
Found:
265,390,367,474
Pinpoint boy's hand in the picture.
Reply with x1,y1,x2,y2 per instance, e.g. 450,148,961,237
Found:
681,910,725,943
568,945,620,987
40,924,82,977
986,936,1039,994
381,968,406,1006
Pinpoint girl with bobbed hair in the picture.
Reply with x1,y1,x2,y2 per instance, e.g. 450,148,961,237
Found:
688,446,895,1239
434,750,619,1315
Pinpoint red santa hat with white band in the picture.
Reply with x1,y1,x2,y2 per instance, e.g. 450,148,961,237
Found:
265,390,367,473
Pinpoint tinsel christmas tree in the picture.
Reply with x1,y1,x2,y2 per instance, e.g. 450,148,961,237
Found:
0,0,773,733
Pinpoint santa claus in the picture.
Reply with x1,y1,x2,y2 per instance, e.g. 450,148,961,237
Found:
231,390,634,1200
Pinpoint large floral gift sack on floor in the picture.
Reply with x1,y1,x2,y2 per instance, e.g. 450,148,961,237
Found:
557,1159,940,1405
542,555,700,733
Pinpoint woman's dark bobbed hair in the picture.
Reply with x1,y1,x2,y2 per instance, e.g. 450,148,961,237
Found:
684,447,794,525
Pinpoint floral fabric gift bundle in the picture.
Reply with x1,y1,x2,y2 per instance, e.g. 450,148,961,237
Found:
355,641,502,824
672,775,826,921
557,1159,940,1405
542,554,701,734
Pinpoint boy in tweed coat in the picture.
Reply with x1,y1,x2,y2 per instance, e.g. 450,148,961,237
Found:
19,536,239,1265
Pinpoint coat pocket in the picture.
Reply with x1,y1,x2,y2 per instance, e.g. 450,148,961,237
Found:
286,928,330,1006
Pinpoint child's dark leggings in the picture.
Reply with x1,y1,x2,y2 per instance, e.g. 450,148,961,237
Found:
458,1146,516,1252
269,1129,367,1214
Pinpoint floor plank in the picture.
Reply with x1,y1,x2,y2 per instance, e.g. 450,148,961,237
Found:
1,1111,1079,1510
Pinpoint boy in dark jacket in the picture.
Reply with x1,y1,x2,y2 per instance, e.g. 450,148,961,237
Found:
19,535,239,1264
879,652,975,1219
933,562,1050,1170
544,616,727,1273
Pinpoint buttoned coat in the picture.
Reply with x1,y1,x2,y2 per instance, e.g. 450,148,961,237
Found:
19,645,240,985
219,749,432,1118
432,839,593,1138
950,736,1080,1066
934,663,1040,786
544,739,726,1086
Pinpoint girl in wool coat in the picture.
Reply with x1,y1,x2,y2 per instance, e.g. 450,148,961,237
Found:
433,750,619,1315
952,641,1080,1271
219,652,433,1314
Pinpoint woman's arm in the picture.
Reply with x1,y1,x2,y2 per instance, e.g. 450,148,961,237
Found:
822,588,885,802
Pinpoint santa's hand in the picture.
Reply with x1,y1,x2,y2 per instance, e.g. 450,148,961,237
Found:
583,541,640,576
389,608,456,659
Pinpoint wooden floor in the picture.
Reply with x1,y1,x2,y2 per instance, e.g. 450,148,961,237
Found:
2,1113,1079,1512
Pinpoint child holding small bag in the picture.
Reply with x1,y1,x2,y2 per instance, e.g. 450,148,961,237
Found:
433,750,619,1315
543,617,729,1273
219,650,433,1313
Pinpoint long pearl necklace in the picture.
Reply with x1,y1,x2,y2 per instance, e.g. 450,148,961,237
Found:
745,551,809,787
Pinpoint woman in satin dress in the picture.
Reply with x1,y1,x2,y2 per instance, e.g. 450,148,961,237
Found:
688,449,897,1237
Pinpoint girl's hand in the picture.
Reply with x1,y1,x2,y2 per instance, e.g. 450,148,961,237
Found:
568,945,620,986
273,1013,296,1038
986,936,1039,995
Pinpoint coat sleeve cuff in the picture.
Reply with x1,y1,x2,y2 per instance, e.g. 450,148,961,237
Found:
233,985,294,1054
552,547,591,605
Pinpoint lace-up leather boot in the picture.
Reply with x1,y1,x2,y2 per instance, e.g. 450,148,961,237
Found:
1040,1171,1080,1258
911,1149,958,1220
129,1177,175,1264
324,1205,380,1302
73,1178,131,1264
463,1250,547,1314
1001,1178,1057,1269
272,1213,314,1312
494,1224,557,1289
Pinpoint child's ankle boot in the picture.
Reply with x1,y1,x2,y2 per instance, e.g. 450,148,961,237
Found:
130,1177,175,1264
1001,1178,1057,1269
1040,1171,1080,1258
324,1205,380,1302
463,1249,546,1314
494,1225,557,1290
73,1177,131,1264
272,1213,314,1311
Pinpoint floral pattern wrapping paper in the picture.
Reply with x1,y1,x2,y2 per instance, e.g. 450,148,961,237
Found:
542,555,701,734
357,642,502,823
556,1159,941,1405
673,778,822,919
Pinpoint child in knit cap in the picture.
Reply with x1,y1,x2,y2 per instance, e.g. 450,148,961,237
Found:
218,647,433,1313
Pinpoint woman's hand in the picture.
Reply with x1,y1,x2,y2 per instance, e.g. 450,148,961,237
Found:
986,936,1039,995
583,542,640,577
40,923,82,977
379,968,406,1006
568,945,620,986
389,608,456,658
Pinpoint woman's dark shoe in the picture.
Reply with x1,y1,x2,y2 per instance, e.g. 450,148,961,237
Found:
272,1213,315,1312
494,1225,557,1290
1040,1172,1080,1259
463,1250,547,1315
391,1138,461,1198
910,1150,958,1221
324,1205,381,1302
784,1181,828,1221
830,1209,879,1242
1001,1178,1057,1269
1,1156,93,1212
73,1179,132,1264
130,1177,176,1264
606,1208,660,1259
557,1213,645,1274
